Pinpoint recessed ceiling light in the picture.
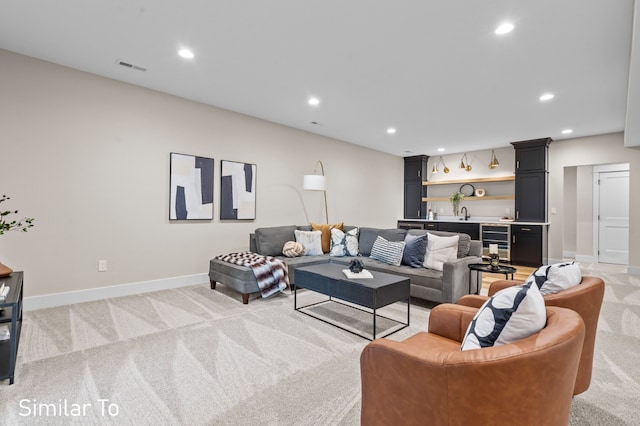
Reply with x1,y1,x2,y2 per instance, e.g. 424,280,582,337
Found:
387,128,396,134
178,49,194,59
495,23,514,35
561,129,573,134
308,97,320,106
437,147,445,152
539,93,555,101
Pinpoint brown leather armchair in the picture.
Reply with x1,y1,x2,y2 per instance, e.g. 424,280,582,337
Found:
360,304,585,426
457,275,604,395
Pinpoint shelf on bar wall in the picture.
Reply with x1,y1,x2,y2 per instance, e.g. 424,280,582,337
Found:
422,175,515,186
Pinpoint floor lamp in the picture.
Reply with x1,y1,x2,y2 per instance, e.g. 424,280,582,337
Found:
303,160,328,223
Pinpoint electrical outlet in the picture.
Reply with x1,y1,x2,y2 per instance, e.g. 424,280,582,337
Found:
506,207,511,214
98,260,107,272
439,208,444,214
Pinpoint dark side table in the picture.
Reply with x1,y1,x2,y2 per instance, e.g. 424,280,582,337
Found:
0,271,23,385
468,263,517,295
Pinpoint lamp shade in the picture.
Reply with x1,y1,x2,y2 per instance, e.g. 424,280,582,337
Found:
303,174,326,191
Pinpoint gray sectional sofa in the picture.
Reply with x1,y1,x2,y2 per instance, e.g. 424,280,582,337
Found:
209,225,483,304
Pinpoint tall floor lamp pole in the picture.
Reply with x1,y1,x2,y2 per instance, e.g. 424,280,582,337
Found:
303,160,328,223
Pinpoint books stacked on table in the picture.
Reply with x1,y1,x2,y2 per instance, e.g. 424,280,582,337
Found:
0,283,10,302
342,269,374,279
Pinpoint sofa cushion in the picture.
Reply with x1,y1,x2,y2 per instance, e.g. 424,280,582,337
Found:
359,227,407,257
311,222,344,253
408,229,471,258
255,225,297,256
370,236,405,266
330,227,359,257
461,280,546,350
294,230,323,256
524,261,582,295
402,233,427,268
423,233,459,271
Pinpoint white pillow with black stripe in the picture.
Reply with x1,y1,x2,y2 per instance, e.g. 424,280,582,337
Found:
524,261,582,295
461,280,546,350
370,236,405,266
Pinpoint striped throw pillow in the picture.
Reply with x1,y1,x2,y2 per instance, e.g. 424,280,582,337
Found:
370,236,405,266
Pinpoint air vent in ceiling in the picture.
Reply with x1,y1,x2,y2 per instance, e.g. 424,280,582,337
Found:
116,59,147,72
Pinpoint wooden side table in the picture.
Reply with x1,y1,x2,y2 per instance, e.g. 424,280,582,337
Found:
468,263,517,295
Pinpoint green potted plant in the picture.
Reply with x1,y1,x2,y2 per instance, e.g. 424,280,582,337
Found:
0,195,34,235
0,194,35,277
449,191,464,216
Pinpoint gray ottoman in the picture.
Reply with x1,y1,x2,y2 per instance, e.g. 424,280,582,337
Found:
208,258,261,304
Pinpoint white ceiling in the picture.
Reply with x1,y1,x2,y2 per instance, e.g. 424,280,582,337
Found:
0,1,635,156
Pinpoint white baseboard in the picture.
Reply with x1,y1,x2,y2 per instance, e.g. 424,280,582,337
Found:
23,273,209,311
563,250,576,260
575,254,597,263
626,266,640,275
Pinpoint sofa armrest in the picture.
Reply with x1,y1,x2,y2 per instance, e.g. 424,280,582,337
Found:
441,255,483,303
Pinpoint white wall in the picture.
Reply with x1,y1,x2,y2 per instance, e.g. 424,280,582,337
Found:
549,133,640,272
575,166,594,260
562,166,577,257
0,49,403,300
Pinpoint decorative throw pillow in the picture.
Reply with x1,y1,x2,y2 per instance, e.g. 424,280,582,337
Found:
330,227,359,257
461,280,546,350
294,230,323,256
524,261,582,295
423,233,459,271
282,241,305,257
358,228,407,257
401,233,427,268
454,233,471,258
370,236,405,266
311,222,344,253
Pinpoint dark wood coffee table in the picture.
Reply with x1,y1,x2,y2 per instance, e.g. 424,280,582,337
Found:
294,263,410,340
468,263,517,295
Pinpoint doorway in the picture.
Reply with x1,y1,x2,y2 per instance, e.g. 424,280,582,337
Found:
593,164,629,265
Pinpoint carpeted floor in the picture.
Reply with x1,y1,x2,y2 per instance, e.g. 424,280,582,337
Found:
0,263,637,425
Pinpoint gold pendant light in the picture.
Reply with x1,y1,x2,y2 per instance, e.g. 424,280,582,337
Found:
432,156,450,174
460,153,472,172
489,149,500,169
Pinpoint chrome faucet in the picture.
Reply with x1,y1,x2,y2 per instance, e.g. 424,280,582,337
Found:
460,206,470,221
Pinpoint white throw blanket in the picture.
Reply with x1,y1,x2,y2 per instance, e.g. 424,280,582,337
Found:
214,252,289,298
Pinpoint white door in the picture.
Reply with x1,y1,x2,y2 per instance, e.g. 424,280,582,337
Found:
598,170,629,264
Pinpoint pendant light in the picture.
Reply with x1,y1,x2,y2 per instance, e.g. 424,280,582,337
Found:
489,149,500,169
459,153,472,172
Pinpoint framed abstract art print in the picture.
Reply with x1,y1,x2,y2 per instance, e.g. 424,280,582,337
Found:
220,160,257,220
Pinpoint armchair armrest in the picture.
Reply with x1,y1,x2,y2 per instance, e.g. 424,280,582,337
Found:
488,279,523,296
427,303,477,342
456,294,487,308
